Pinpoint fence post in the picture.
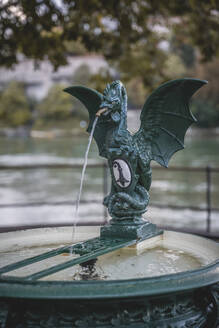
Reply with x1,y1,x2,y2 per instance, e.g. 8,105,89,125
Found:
103,162,108,223
206,165,212,233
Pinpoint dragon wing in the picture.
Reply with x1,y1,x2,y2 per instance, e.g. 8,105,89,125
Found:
133,78,207,168
64,86,108,158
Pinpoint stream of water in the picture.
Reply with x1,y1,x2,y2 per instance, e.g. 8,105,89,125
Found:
72,116,99,243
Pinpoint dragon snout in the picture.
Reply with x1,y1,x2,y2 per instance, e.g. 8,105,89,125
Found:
96,98,121,117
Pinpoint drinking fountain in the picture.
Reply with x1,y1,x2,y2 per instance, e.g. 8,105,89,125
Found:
0,78,218,328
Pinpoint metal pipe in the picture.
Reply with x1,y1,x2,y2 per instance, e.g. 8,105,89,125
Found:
206,165,212,233
96,107,108,117
103,162,109,223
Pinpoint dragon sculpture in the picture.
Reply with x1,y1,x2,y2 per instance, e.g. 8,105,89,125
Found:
65,78,207,227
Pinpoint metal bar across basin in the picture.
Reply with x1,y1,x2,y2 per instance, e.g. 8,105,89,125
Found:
0,238,136,281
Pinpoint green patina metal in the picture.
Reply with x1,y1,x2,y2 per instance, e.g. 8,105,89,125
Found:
65,78,207,239
0,260,218,327
0,237,137,281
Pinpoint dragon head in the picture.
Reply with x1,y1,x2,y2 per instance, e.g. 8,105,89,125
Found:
97,80,127,123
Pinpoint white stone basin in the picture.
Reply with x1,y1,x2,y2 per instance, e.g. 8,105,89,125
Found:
0,227,218,281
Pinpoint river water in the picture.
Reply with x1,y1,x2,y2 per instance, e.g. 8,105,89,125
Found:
0,130,219,233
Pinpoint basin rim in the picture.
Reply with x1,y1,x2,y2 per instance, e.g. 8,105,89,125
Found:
0,259,218,300
0,228,218,300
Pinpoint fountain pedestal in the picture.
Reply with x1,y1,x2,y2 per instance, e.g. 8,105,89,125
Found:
101,219,163,240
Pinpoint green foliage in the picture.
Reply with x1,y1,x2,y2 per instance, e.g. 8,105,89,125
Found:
170,35,196,69
164,54,186,79
118,39,168,93
72,64,91,85
126,78,146,109
0,0,218,129
0,81,31,127
64,39,87,56
194,59,219,106
37,84,74,121
36,83,89,125
90,68,114,93
192,100,219,128
0,0,218,71
190,58,219,127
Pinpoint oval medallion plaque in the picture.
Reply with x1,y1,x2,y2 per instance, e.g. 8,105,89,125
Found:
112,159,131,188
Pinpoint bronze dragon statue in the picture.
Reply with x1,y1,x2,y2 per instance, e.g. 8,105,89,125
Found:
64,79,207,231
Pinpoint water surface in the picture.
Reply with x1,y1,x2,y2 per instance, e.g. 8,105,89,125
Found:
0,131,219,232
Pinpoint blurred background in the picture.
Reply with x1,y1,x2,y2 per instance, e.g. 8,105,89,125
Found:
0,0,219,237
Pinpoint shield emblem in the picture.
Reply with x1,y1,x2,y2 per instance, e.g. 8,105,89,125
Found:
112,159,132,188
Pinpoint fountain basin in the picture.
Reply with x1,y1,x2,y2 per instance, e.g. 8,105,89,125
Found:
0,227,218,327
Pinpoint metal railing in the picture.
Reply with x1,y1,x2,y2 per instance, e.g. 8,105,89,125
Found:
152,165,219,234
0,163,218,236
